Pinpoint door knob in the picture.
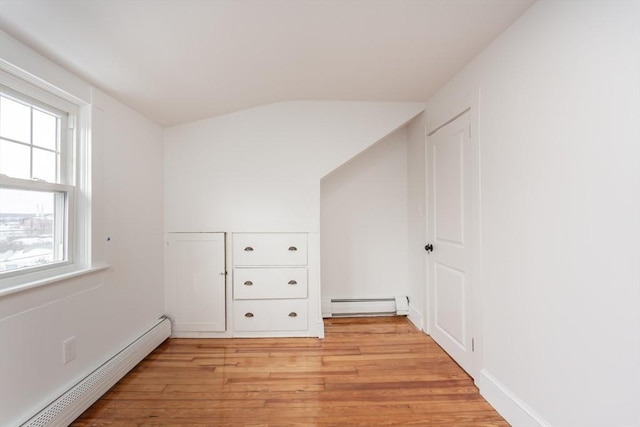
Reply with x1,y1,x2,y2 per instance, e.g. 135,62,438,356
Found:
425,244,433,253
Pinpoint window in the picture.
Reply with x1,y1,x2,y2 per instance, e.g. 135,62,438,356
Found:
0,84,77,282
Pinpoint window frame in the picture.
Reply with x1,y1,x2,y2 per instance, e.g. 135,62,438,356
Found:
0,177,75,278
0,85,70,183
0,70,87,291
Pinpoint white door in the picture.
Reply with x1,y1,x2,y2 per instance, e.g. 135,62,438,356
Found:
426,111,474,375
166,232,226,332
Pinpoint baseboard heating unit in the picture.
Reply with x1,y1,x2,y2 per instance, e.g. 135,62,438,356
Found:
322,296,409,317
22,316,171,427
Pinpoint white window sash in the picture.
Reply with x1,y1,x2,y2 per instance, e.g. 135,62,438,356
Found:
0,176,75,279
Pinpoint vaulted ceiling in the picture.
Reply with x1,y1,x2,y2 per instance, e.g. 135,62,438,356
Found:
0,0,534,126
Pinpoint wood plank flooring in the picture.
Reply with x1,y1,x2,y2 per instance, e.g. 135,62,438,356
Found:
73,317,508,426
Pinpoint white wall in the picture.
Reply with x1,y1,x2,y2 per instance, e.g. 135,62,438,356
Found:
406,113,427,328
164,100,423,337
163,101,424,233
0,33,165,426
320,127,409,300
424,2,640,426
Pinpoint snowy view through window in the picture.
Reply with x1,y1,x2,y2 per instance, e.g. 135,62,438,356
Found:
0,188,57,273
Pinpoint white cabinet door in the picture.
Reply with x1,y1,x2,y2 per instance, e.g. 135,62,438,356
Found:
166,233,226,332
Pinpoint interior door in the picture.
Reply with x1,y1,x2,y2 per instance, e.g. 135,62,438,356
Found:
166,232,226,332
426,111,474,375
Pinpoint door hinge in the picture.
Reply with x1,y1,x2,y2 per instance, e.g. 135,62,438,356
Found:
468,125,471,138
472,338,475,352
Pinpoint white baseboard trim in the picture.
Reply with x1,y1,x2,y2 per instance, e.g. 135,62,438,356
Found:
22,317,171,427
407,304,423,331
478,369,550,427
322,297,408,317
317,319,326,339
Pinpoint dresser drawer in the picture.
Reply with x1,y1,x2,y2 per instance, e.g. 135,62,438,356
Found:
233,300,308,331
234,268,307,300
233,233,307,266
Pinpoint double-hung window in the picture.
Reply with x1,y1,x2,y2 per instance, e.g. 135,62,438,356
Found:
0,82,78,283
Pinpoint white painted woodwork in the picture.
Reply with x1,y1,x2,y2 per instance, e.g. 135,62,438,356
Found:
232,232,310,336
166,233,226,332
233,299,308,332
427,111,473,375
233,268,307,300
233,233,307,266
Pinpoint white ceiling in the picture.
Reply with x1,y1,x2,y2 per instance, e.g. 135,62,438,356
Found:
0,0,534,127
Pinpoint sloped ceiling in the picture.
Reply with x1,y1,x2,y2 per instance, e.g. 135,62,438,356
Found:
0,0,534,126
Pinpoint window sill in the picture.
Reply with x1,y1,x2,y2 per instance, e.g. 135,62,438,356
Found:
0,264,110,298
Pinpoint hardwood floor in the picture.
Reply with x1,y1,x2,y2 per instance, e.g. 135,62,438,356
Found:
73,317,508,426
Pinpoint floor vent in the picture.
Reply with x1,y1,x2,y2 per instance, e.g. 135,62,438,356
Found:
322,296,409,318
22,316,171,427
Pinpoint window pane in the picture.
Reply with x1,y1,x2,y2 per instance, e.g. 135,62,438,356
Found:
33,109,58,151
0,139,30,179
0,188,63,273
33,148,57,183
0,96,31,144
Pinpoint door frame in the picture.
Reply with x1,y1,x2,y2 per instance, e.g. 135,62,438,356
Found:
424,89,482,381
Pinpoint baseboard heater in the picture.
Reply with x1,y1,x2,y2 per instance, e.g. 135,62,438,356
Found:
22,316,171,427
322,296,409,318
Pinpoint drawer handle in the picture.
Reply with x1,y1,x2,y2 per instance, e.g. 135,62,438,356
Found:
288,312,298,317
244,281,253,286
244,246,254,252
288,280,297,285
245,312,254,318
288,246,297,251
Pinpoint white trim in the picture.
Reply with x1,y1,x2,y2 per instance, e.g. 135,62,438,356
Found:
75,104,92,269
407,303,423,330
468,89,484,380
0,59,92,295
0,264,109,298
316,319,325,339
21,316,170,427
478,369,550,427
321,297,332,318
0,176,74,193
0,30,90,104
0,70,80,115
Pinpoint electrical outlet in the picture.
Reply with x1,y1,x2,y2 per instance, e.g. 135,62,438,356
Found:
63,336,76,365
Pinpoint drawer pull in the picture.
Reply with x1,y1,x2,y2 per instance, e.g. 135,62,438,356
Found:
244,246,254,252
288,246,297,251
245,312,254,318
288,280,297,285
288,312,298,318
244,281,253,286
